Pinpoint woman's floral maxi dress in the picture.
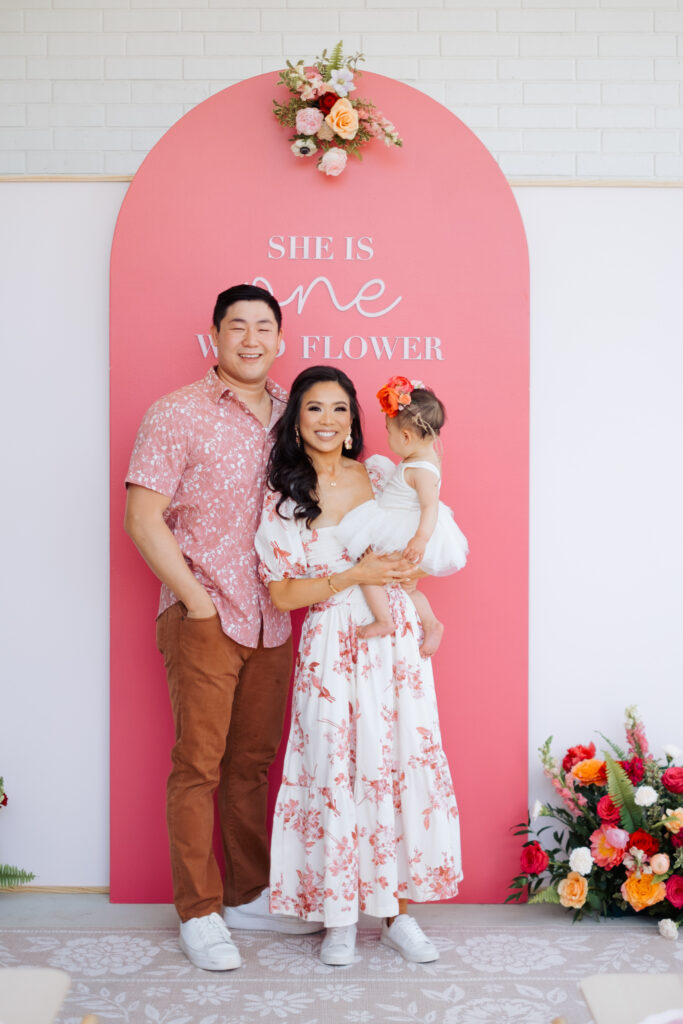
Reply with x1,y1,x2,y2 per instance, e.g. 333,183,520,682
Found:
255,456,462,926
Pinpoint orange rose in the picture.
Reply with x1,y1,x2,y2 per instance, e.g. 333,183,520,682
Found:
377,384,400,417
557,871,588,909
325,97,359,140
571,758,607,786
621,872,666,912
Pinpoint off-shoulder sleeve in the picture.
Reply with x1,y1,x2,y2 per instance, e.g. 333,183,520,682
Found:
363,453,397,495
255,488,309,584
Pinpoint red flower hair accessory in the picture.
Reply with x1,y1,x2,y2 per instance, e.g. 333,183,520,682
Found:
376,375,414,417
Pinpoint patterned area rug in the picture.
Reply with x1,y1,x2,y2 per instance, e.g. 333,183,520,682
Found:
1,921,682,1024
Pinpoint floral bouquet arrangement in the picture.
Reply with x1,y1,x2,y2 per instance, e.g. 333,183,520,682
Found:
0,775,35,887
508,707,683,940
273,41,402,177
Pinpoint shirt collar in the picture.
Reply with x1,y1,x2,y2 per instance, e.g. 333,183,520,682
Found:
203,366,288,406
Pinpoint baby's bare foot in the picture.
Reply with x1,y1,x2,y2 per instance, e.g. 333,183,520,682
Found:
419,620,444,657
357,619,395,639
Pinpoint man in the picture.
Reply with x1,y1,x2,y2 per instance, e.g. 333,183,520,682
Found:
124,284,319,971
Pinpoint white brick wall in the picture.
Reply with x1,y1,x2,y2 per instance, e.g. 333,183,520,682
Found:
2,1,683,179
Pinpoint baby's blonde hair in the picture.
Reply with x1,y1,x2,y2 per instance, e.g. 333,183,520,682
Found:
394,388,445,439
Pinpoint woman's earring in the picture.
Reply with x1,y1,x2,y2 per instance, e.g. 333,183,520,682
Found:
344,431,353,451
295,424,301,447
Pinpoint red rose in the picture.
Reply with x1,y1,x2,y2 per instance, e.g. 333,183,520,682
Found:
0,793,7,807
662,767,683,794
629,828,659,857
520,841,549,875
318,92,338,115
665,874,683,909
619,757,645,785
597,795,621,825
562,743,596,773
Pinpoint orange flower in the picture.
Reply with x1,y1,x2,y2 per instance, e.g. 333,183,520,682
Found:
377,384,400,417
621,872,666,912
325,97,359,140
377,384,412,418
557,871,588,909
571,758,607,786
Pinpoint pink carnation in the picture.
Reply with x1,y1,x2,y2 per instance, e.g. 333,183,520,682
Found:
317,148,348,177
296,106,324,136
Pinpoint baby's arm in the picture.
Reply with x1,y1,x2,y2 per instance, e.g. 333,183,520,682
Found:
403,466,440,564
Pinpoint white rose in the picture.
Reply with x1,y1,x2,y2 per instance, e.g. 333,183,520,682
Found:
634,785,658,807
664,744,683,761
658,919,679,941
569,847,594,876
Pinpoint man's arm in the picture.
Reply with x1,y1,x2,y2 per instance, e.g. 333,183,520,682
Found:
124,484,217,618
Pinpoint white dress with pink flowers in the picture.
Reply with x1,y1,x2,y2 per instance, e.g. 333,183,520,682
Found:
254,456,462,927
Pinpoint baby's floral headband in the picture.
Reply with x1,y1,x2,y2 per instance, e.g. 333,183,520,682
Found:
273,42,402,177
377,376,424,417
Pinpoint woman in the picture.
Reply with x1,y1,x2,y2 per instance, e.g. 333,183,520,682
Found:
255,366,462,966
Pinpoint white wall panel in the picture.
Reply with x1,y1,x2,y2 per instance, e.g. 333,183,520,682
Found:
0,181,681,885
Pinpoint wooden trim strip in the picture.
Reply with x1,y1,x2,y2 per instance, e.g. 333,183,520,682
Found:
0,885,109,894
0,175,133,183
0,174,682,188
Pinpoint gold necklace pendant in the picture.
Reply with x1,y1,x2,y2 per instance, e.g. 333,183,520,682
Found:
329,480,337,487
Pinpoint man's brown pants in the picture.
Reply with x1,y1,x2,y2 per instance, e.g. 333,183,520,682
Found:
156,602,292,922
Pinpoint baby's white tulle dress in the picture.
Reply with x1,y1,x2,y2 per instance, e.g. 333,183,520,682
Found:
337,455,468,576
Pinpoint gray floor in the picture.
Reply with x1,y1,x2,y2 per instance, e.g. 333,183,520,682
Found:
0,891,605,931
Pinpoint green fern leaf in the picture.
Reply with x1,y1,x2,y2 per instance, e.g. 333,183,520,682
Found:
328,41,345,72
597,731,626,760
529,885,561,905
604,753,641,832
327,41,344,72
0,864,36,887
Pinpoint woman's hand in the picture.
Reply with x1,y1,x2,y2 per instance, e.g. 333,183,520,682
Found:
350,549,421,588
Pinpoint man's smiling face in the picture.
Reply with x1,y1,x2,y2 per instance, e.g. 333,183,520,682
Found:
211,299,282,388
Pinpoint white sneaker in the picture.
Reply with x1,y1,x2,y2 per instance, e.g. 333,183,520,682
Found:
223,888,323,934
179,912,241,971
381,915,439,963
320,924,357,966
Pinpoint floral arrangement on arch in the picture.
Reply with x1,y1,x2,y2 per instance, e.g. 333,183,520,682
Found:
508,707,683,940
273,41,402,177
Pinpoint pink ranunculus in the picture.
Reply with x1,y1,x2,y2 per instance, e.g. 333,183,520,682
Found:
296,106,324,136
317,148,348,177
605,827,630,850
590,825,627,869
665,874,683,909
597,795,621,825
662,767,683,794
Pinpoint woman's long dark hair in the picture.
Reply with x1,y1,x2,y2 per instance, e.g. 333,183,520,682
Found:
268,365,364,525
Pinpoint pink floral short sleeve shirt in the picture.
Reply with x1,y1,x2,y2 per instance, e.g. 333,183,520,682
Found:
126,367,291,649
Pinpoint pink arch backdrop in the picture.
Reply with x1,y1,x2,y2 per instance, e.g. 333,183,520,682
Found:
110,71,529,904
